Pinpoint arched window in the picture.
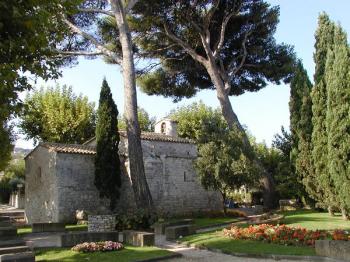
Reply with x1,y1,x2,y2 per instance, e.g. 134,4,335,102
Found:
161,122,166,134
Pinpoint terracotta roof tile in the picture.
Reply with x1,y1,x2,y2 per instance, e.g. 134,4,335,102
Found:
41,143,96,155
83,131,195,145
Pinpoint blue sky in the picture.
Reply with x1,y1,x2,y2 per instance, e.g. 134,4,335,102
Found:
16,0,350,148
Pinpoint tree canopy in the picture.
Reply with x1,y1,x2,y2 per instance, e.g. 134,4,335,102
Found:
134,0,295,100
20,85,96,144
119,107,155,132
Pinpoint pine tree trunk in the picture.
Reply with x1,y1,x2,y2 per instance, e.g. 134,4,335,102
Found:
206,63,276,209
341,208,349,221
110,0,153,212
328,206,335,216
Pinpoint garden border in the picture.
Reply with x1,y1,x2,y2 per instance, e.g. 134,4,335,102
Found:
181,242,345,262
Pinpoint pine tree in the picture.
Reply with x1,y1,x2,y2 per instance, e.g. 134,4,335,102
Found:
326,27,350,219
95,79,122,211
289,61,316,201
311,13,337,211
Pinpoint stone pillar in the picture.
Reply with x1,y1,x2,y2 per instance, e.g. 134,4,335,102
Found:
88,215,116,232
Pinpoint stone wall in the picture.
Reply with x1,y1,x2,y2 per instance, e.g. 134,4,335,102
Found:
55,153,110,223
25,147,59,223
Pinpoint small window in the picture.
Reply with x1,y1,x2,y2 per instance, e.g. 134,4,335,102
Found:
161,122,166,134
184,171,186,181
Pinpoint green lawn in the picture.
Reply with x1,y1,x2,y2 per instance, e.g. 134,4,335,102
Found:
17,224,88,235
280,210,350,230
179,231,316,256
35,246,174,262
193,217,239,228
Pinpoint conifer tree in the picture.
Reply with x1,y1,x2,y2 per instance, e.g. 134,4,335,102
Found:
95,79,122,211
289,61,316,201
311,13,337,212
325,27,350,219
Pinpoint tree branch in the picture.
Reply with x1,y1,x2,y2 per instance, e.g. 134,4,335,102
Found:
63,18,122,64
213,10,239,58
77,8,114,17
125,0,139,14
163,23,207,65
54,50,104,57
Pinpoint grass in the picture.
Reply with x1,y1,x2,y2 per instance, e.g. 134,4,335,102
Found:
179,231,316,256
35,246,174,262
280,209,350,230
193,217,239,228
17,224,88,235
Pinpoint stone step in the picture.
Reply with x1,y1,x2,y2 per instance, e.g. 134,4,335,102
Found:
0,246,29,255
0,251,35,262
0,239,26,248
0,228,17,239
0,223,11,228
0,218,10,223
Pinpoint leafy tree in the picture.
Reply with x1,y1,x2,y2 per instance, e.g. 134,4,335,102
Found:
289,62,318,203
20,85,96,144
119,107,156,132
0,0,66,169
325,28,350,219
0,125,13,171
95,79,122,210
171,102,258,212
0,159,25,203
196,128,258,214
133,0,296,209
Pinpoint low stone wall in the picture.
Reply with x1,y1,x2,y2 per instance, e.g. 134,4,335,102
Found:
32,223,65,233
60,231,120,247
279,199,298,211
88,215,116,232
315,240,350,261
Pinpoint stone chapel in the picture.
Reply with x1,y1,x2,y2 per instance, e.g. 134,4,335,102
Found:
24,119,222,223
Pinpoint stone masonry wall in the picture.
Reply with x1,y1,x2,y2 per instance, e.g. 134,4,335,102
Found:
55,153,110,223
88,215,116,232
25,147,59,223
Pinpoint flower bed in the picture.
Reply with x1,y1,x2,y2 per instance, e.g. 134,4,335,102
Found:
223,224,328,246
71,241,123,253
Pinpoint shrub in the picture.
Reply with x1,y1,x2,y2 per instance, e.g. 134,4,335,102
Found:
332,230,350,241
115,210,157,231
223,224,327,246
71,241,123,253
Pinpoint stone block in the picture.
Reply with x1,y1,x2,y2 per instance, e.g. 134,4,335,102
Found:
32,223,65,233
165,225,196,240
59,231,120,247
0,218,10,223
153,219,194,235
0,246,29,255
315,240,350,261
0,227,17,239
0,252,35,262
123,231,155,247
0,239,26,248
88,215,116,232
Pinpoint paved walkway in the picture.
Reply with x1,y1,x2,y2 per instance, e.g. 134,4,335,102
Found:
155,235,300,262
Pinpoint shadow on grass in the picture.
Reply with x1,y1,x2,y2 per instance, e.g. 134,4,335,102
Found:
35,246,172,262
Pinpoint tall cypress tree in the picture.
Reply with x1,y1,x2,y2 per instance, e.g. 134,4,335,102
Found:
95,79,122,210
289,61,316,201
311,13,337,211
326,27,350,219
